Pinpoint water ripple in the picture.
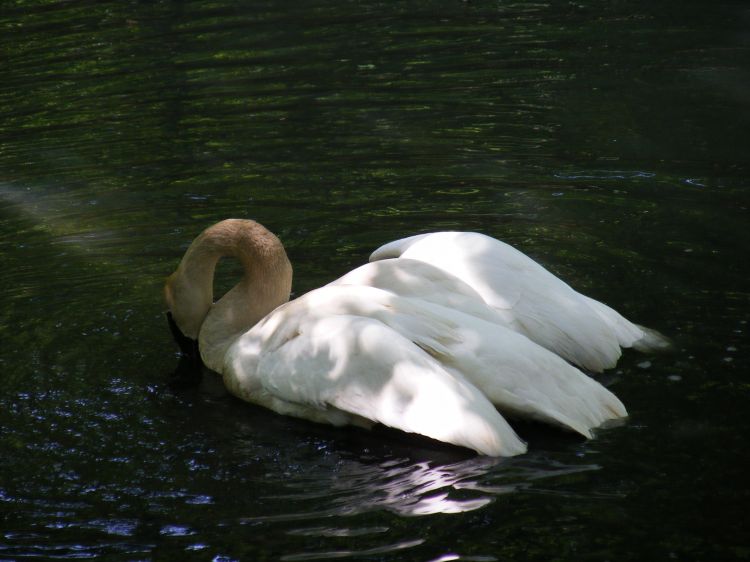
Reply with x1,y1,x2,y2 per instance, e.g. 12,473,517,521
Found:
286,526,389,538
280,538,425,561
553,170,656,180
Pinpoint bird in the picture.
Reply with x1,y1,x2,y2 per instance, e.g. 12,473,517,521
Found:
164,219,667,456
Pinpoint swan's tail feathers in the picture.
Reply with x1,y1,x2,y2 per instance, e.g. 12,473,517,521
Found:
579,294,671,366
632,324,672,353
510,374,628,440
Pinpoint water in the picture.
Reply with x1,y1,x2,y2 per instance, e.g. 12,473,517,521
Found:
1,0,749,560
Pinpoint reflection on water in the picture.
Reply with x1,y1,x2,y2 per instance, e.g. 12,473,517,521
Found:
244,456,501,520
2,0,749,560
0,386,604,560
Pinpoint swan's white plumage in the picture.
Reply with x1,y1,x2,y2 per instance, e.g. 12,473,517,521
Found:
165,219,661,457
224,295,527,456
285,284,625,437
370,231,668,372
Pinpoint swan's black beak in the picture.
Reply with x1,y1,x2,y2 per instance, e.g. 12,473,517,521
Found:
166,311,203,384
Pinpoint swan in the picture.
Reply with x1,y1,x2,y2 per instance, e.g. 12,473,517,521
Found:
164,219,666,456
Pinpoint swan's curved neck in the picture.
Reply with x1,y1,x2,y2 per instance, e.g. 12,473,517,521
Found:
165,219,292,371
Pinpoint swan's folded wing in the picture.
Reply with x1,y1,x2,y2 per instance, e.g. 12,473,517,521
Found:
363,296,629,439
257,284,626,440
370,231,528,310
225,314,527,457
370,231,664,372
330,259,516,327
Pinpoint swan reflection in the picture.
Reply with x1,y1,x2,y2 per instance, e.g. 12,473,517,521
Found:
237,439,600,519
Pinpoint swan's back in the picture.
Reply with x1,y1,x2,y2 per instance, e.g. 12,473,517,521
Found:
370,231,667,372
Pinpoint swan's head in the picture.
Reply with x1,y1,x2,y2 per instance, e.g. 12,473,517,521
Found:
163,218,293,372
165,310,201,368
164,269,211,370
164,269,213,340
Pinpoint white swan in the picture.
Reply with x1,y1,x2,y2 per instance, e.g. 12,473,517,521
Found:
165,219,665,456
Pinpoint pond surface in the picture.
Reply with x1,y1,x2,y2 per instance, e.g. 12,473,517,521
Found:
1,1,749,560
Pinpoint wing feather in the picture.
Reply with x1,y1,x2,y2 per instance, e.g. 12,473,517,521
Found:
224,303,527,457
370,231,667,372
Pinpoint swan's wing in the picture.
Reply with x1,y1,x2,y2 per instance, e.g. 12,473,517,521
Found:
255,285,627,440
330,259,517,327
389,300,629,438
580,294,671,353
223,298,527,457
315,287,629,438
370,231,665,372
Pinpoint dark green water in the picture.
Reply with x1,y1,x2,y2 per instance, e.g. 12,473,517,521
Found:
1,1,749,560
